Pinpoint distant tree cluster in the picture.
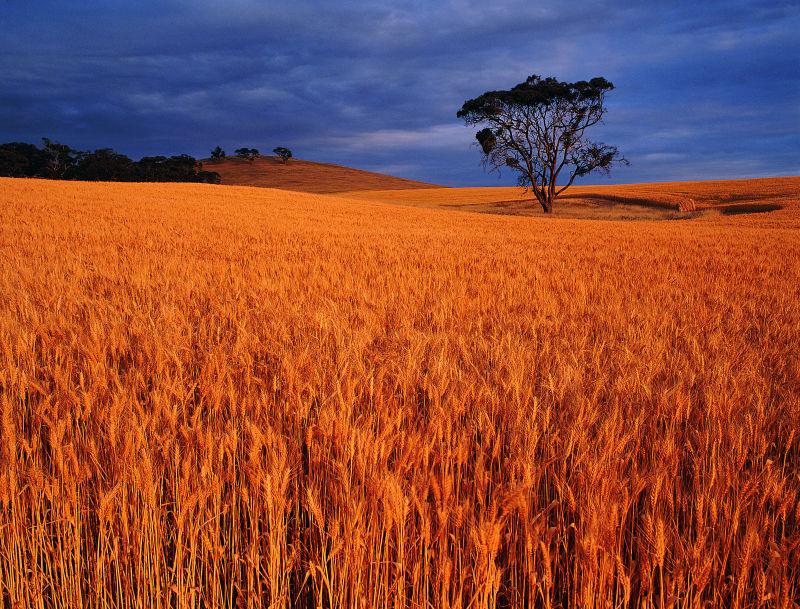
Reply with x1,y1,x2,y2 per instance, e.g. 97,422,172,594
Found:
0,139,221,183
209,146,293,164
234,147,261,162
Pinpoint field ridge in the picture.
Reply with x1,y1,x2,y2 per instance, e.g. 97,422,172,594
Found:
205,155,439,193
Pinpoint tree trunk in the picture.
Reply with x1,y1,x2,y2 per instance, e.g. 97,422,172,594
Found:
540,197,553,213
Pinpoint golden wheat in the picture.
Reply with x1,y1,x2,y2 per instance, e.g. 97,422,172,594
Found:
0,177,798,608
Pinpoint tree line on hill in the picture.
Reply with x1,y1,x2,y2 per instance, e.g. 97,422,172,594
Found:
210,146,292,164
0,139,222,183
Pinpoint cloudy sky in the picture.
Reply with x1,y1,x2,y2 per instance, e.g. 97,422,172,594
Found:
1,1,798,186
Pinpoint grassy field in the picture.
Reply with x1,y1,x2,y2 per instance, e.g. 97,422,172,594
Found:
206,156,437,193
340,176,800,220
1,177,799,608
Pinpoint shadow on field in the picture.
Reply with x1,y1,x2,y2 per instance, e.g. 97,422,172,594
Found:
560,192,682,210
438,192,786,221
463,195,688,221
718,203,783,215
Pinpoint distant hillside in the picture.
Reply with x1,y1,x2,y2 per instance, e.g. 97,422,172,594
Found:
340,177,800,220
204,156,438,193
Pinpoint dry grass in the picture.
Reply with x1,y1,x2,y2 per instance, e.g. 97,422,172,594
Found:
340,176,800,219
206,156,437,193
1,177,799,608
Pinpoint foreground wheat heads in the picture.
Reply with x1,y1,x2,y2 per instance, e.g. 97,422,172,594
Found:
0,178,798,609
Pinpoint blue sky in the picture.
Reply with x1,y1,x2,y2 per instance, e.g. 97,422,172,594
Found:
1,1,798,186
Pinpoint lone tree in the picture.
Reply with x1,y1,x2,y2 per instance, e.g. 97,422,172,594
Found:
457,75,627,213
273,147,292,164
234,147,260,162
210,146,226,161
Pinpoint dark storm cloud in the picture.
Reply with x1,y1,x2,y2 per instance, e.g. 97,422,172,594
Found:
1,0,797,185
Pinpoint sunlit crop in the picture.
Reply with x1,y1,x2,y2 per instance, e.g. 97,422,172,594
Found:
340,176,800,216
1,177,798,608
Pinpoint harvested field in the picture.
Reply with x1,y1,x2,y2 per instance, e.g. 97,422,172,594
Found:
1,177,799,608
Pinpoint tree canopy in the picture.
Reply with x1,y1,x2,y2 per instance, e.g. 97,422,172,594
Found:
457,75,627,212
273,147,292,164
235,148,260,162
0,139,220,184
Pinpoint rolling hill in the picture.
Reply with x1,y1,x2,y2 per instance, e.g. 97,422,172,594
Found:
207,155,798,221
204,155,439,193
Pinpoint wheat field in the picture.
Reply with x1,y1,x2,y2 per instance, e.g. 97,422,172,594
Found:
1,177,799,608
339,177,800,218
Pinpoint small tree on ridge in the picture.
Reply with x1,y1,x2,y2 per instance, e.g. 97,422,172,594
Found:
273,147,292,164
